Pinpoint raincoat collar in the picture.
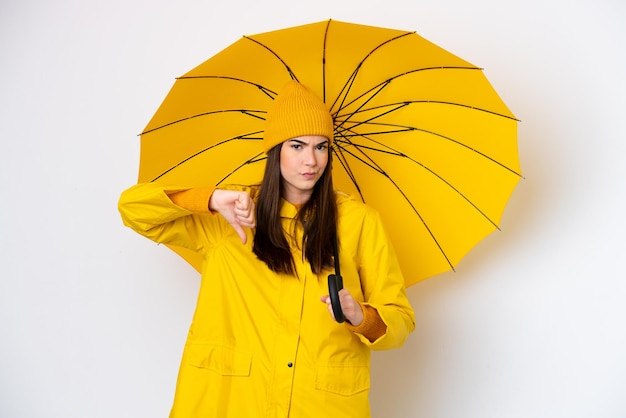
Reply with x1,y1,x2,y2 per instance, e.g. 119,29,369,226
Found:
279,199,300,220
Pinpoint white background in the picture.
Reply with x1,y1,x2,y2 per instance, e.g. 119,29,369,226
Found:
1,0,625,417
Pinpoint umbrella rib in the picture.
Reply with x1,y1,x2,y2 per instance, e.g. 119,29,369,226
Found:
216,152,267,187
332,142,365,201
349,123,521,177
329,29,414,112
322,19,331,103
334,133,503,230
336,102,521,177
333,140,456,271
326,20,479,117
333,73,389,125
141,109,266,135
340,99,518,123
335,66,482,118
150,132,263,182
176,75,278,99
333,67,491,144
336,100,407,134
243,36,299,81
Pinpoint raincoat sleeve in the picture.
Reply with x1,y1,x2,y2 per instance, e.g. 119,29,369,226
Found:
352,205,415,351
118,182,216,253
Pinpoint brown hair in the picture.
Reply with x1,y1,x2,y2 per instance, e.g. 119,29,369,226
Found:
253,144,337,275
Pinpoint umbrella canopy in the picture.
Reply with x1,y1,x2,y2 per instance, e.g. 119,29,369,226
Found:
138,19,521,287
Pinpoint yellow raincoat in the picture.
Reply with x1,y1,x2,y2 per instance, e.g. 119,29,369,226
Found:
119,183,415,417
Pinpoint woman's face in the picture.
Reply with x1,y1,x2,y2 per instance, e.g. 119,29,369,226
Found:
280,135,329,205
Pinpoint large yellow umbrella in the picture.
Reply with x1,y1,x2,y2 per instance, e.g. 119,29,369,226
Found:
138,19,521,287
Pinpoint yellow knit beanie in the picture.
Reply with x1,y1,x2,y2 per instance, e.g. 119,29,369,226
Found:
263,80,334,153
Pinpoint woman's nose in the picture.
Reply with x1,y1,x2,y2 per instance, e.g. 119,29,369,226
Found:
303,149,317,166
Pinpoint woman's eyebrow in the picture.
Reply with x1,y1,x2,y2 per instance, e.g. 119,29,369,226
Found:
286,138,328,146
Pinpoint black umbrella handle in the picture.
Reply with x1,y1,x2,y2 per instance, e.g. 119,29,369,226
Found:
328,274,345,323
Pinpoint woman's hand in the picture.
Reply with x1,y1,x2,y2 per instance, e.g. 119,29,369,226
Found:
209,189,256,244
320,289,364,326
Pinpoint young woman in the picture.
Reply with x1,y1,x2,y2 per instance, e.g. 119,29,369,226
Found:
118,81,415,417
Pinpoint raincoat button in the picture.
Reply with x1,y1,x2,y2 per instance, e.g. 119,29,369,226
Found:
287,362,293,367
